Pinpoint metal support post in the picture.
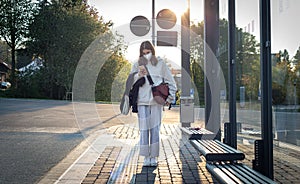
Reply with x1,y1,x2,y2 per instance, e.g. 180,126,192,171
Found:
204,0,220,140
260,0,274,179
227,0,237,148
180,1,192,127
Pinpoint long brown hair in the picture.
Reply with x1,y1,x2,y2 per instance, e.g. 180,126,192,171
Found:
138,41,158,66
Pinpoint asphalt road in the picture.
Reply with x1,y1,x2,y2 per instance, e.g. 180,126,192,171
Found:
0,98,84,184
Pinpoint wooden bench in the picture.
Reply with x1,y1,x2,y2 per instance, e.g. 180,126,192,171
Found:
180,127,215,140
190,139,245,162
206,162,276,184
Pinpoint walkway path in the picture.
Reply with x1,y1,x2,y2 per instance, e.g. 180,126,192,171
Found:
41,105,300,184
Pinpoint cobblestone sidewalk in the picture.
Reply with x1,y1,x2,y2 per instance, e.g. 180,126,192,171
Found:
53,106,300,184
82,123,217,184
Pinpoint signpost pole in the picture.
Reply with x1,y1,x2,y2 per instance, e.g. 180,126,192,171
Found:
152,0,155,45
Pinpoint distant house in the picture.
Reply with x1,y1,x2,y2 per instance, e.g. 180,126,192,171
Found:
0,61,11,83
19,57,44,73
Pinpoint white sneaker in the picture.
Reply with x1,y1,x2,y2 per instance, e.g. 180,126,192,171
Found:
150,157,158,167
143,157,151,167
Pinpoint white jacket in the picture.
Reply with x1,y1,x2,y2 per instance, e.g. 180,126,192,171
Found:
130,57,177,105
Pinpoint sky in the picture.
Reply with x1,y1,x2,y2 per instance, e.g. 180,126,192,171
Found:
88,0,300,65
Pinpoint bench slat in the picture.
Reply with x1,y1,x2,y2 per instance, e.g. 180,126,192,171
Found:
180,127,215,140
191,139,245,162
227,164,261,183
210,166,240,184
203,140,237,154
238,164,275,184
207,163,276,184
200,140,231,154
218,164,244,184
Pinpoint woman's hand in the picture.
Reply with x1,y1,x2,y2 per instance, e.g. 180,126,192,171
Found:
138,65,148,77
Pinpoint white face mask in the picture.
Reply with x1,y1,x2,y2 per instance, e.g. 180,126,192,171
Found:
143,52,152,61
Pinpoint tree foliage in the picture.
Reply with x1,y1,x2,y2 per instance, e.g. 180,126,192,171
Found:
0,0,36,85
95,54,131,102
24,0,116,99
0,41,10,63
0,0,131,101
190,21,205,105
190,19,261,104
272,48,300,105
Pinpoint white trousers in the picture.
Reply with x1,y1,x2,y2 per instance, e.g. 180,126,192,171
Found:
138,105,162,157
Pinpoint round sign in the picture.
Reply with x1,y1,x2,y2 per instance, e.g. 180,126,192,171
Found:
156,9,177,29
130,16,151,36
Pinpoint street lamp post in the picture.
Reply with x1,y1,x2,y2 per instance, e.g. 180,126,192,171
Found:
294,79,297,110
295,71,300,111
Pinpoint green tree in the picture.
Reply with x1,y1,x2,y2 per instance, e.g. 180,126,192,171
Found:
293,47,300,65
26,1,112,99
0,41,10,63
190,21,205,105
218,19,260,102
293,47,300,104
0,0,36,85
16,48,32,69
237,32,260,101
16,67,46,98
241,56,260,102
272,49,295,104
95,54,131,102
190,19,260,104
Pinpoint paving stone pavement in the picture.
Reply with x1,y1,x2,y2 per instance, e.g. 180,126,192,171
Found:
238,140,300,184
81,123,217,184
52,106,300,184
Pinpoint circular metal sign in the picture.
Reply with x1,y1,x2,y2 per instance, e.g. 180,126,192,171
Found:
156,9,177,29
130,16,151,36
